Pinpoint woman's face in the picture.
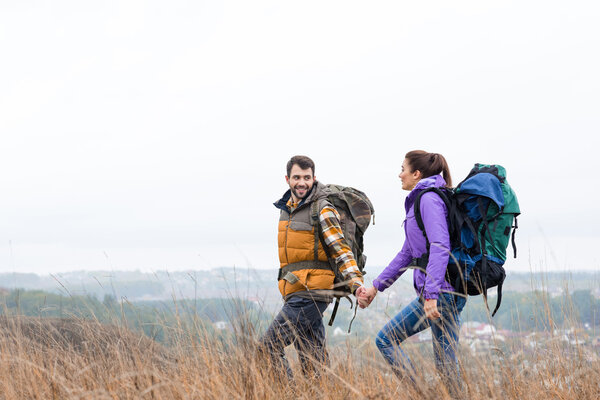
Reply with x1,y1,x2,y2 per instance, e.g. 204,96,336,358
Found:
399,158,421,191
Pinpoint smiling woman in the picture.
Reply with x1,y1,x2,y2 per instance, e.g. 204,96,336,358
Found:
359,150,465,395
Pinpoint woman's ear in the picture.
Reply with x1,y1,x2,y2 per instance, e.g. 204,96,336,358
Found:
413,169,422,180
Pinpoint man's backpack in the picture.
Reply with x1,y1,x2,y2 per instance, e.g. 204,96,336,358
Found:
310,184,374,327
414,164,520,316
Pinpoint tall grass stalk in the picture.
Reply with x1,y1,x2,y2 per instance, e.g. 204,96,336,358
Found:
0,278,599,399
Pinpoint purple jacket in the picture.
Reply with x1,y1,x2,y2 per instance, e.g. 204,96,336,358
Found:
373,175,453,300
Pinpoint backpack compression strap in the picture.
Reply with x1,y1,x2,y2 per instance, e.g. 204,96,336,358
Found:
511,216,518,258
492,281,503,317
475,197,504,317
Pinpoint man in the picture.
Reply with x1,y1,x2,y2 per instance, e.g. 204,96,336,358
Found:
259,155,367,379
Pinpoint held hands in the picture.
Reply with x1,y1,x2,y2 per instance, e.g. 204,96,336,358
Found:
355,286,441,317
356,286,377,309
424,299,441,320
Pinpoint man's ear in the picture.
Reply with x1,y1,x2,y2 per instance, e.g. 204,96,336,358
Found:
285,175,290,184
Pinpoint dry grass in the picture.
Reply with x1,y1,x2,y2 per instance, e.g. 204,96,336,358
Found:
0,312,599,400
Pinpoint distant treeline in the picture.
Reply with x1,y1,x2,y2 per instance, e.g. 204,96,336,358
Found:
0,289,268,344
1,288,598,345
0,269,598,302
0,268,278,301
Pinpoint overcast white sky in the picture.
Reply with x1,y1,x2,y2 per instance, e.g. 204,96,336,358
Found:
0,0,599,276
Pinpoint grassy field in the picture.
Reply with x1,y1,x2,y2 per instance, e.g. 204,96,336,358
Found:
0,307,599,400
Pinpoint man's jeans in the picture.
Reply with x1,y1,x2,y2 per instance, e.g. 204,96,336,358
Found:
259,296,330,379
375,293,466,387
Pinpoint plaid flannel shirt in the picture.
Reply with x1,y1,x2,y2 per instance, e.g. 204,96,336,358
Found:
287,199,364,293
318,206,364,293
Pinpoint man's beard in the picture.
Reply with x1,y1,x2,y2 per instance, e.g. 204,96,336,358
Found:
292,184,311,200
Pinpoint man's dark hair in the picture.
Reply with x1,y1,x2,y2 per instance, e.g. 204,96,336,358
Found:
286,155,315,177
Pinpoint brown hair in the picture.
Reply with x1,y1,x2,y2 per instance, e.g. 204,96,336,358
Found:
405,150,452,187
286,155,315,177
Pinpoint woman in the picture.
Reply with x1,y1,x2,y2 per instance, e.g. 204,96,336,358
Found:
359,150,466,390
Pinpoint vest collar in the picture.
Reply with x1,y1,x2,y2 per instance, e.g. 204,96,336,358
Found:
274,181,322,212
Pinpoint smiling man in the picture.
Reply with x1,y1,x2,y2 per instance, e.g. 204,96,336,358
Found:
259,155,366,379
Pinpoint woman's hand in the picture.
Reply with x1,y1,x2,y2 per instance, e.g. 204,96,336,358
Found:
424,298,441,320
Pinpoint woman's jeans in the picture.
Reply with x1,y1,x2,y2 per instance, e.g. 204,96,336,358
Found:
375,293,466,386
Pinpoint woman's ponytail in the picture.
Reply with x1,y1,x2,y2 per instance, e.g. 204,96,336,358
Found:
405,150,452,188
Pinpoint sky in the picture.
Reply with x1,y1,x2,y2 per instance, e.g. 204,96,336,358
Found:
0,0,599,276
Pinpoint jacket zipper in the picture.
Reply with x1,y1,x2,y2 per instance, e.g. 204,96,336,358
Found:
284,211,292,264
284,202,308,264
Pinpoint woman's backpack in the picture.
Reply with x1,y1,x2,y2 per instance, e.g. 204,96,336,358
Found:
414,164,520,316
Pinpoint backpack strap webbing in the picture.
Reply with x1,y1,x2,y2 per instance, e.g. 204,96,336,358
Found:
347,298,358,333
329,298,340,326
414,188,434,249
476,198,492,298
414,187,452,249
492,281,503,317
328,295,353,327
411,255,429,268
278,261,331,281
511,216,519,258
477,204,503,317
481,273,503,318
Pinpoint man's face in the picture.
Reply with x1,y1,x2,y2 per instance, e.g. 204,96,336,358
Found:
285,164,315,202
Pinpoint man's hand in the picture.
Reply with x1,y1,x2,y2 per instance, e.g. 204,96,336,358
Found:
424,299,440,320
355,286,367,307
357,286,377,309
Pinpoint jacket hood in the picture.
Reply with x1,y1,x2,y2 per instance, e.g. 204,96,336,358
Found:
415,174,446,190
405,175,447,211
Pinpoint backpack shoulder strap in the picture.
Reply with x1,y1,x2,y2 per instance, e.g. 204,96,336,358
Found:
310,197,334,225
310,199,337,262
413,187,451,247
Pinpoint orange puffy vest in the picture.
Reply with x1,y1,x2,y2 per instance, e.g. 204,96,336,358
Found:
275,182,335,299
